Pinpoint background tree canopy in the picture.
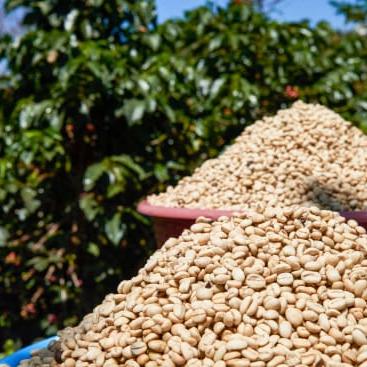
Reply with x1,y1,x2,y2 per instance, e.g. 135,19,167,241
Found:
0,0,367,354
332,0,367,25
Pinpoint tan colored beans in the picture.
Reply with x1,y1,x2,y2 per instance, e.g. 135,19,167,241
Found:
20,208,367,367
148,102,367,212
277,272,294,286
286,308,303,327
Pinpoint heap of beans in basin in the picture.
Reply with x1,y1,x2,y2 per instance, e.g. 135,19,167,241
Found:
21,207,367,367
148,101,367,211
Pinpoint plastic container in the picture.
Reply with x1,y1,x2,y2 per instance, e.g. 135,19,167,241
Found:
0,337,58,367
138,200,367,246
137,200,233,246
340,211,367,228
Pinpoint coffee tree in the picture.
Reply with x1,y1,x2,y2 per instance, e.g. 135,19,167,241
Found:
332,0,367,25
0,0,159,349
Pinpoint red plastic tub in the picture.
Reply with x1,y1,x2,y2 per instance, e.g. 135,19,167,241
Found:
137,200,233,246
137,200,367,247
340,211,367,228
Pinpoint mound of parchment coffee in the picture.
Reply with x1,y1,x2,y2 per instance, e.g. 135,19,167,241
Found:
21,207,367,367
149,101,367,211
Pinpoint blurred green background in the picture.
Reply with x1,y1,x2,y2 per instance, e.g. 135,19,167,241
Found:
0,0,367,355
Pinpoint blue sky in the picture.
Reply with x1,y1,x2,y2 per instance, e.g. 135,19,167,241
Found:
156,0,354,28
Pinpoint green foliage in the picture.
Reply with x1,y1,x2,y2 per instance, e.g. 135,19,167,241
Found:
332,0,367,24
0,339,21,358
0,0,157,350
1,0,367,353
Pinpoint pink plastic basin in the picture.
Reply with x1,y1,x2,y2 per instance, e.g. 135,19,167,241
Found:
340,211,367,228
137,200,367,247
137,200,233,246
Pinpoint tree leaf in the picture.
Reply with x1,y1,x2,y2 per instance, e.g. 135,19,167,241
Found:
118,99,146,125
20,187,41,214
84,163,105,191
79,193,100,221
105,213,125,245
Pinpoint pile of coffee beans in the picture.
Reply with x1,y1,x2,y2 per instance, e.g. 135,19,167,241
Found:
148,102,367,211
19,341,61,367
21,207,367,366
